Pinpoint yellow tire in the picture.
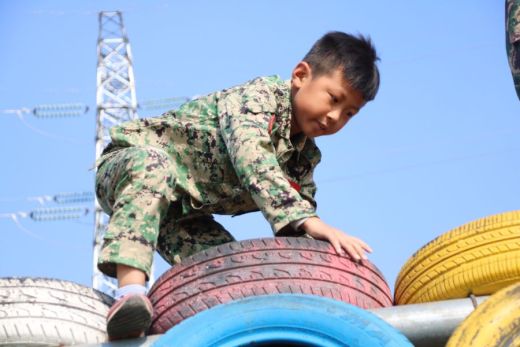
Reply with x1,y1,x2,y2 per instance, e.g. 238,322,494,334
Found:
394,210,520,305
446,281,520,347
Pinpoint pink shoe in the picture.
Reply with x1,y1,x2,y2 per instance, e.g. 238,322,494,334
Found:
106,294,153,341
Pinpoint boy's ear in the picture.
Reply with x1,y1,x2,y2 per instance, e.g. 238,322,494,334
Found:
291,61,312,88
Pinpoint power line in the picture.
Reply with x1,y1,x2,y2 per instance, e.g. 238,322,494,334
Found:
318,146,520,184
4,213,44,240
138,96,191,111
2,211,88,251
1,107,91,145
1,206,90,248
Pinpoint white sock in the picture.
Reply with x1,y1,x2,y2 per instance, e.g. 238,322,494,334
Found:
115,284,147,300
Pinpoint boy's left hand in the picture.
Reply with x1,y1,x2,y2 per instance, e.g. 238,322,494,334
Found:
300,217,372,261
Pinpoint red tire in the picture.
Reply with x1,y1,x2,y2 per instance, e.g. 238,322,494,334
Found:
148,237,392,334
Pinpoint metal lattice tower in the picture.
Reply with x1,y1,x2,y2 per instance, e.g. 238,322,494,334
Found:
93,11,141,295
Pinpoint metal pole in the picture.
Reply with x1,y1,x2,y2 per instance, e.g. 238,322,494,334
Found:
370,295,489,347
77,296,489,347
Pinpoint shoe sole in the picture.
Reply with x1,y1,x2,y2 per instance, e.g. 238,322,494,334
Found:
107,296,152,340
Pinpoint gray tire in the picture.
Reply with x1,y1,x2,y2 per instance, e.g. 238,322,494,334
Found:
0,277,114,346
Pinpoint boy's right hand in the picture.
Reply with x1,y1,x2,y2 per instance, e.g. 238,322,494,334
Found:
300,217,372,261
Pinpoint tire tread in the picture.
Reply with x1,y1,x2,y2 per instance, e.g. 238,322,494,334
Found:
0,277,113,346
394,211,520,304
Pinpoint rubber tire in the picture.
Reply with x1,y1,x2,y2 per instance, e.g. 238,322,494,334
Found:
447,282,520,347
0,277,114,346
153,294,413,347
149,237,392,334
394,210,520,304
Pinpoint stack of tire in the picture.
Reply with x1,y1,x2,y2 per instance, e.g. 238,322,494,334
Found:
0,238,412,346
149,237,412,346
1,210,518,346
393,210,520,346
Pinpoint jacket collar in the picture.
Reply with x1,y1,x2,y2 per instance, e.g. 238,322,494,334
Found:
273,79,311,162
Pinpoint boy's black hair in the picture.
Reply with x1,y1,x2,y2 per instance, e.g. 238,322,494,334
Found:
303,31,380,101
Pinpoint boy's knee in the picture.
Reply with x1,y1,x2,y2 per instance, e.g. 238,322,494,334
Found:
126,146,172,178
130,147,176,198
96,146,177,214
131,146,173,176
97,146,174,180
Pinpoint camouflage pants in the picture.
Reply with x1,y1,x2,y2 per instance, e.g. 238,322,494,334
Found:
507,0,520,98
95,146,235,280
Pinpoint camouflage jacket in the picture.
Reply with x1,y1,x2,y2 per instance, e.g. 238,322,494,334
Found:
102,76,321,233
507,0,520,98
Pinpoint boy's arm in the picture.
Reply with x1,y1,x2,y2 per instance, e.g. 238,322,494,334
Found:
217,81,372,260
217,86,317,234
292,164,372,261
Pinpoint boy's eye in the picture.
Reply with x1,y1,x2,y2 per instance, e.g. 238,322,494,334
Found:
330,94,338,103
343,111,354,119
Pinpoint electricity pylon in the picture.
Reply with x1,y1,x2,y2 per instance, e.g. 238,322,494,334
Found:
93,11,141,295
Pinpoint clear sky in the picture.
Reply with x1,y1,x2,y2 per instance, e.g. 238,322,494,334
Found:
0,1,518,295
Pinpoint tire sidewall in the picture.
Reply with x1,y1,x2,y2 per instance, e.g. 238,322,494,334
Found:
153,294,412,347
149,237,392,333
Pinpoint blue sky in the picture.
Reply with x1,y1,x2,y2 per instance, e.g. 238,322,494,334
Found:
0,1,518,295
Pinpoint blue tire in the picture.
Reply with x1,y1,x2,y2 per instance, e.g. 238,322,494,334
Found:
153,294,412,347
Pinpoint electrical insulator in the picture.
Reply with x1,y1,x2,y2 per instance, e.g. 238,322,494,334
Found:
54,192,94,204
33,103,89,118
29,206,89,222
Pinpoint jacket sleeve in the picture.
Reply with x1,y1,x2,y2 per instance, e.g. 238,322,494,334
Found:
217,82,317,233
298,166,319,211
298,140,321,210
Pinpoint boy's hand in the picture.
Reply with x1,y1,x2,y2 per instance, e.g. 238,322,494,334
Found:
300,217,372,261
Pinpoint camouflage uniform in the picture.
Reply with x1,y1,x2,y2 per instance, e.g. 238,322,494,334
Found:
507,0,520,98
96,76,321,279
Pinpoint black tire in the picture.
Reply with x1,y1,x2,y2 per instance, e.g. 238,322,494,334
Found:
0,277,113,346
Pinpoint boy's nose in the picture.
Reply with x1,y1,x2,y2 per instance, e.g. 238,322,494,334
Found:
326,109,342,124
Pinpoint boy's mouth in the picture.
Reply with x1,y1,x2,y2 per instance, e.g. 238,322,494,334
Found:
317,121,327,131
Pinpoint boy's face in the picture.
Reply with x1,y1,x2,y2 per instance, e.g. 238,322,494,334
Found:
290,62,366,138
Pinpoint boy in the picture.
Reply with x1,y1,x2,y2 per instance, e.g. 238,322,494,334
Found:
96,31,380,340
